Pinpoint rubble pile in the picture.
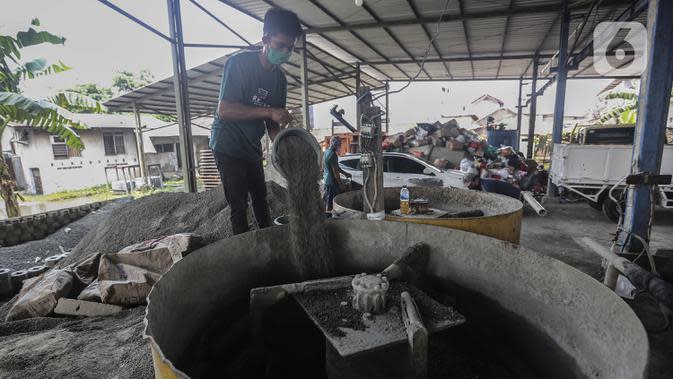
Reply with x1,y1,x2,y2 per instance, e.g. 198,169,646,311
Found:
383,119,546,195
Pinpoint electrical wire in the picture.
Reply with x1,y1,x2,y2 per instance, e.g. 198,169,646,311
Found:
609,175,657,274
371,0,453,102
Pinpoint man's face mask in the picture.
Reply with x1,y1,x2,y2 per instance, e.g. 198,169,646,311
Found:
266,47,291,65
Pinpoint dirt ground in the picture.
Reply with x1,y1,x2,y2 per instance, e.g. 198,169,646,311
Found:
0,196,671,378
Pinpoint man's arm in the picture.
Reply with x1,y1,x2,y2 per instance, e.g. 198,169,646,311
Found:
217,101,291,127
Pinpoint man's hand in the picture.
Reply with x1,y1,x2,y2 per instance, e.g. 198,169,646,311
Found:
268,108,291,127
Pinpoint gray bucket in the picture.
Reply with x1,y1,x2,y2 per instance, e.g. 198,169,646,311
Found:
271,127,321,179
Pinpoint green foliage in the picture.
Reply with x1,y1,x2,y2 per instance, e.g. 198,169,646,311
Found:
0,92,86,149
153,114,177,122
21,184,123,202
68,82,113,102
112,69,154,93
50,91,105,114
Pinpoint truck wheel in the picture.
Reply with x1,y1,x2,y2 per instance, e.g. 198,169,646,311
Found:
588,200,602,211
602,197,623,222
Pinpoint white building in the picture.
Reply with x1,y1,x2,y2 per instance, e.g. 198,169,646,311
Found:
143,119,211,176
2,113,210,195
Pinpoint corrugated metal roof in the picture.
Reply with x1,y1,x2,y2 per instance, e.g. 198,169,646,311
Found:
105,0,645,117
105,41,383,116
223,0,644,81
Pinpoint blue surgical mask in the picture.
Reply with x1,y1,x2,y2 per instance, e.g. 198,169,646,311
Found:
267,47,291,65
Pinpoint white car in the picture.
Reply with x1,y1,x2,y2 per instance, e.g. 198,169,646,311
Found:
338,152,467,188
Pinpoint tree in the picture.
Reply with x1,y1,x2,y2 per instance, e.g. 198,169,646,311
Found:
0,19,100,217
598,90,673,125
69,82,113,102
112,69,154,94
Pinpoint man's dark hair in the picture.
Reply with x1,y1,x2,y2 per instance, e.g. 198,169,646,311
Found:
263,8,303,38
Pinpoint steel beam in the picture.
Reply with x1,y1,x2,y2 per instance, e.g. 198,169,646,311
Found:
406,0,452,79
548,0,570,196
167,0,198,193
300,34,311,131
385,82,390,134
456,0,475,79
361,3,431,79
132,103,147,181
526,59,539,159
568,0,648,70
362,53,555,66
188,0,251,45
621,0,673,251
356,63,362,131
495,0,514,78
516,79,523,150
97,0,173,43
305,0,632,34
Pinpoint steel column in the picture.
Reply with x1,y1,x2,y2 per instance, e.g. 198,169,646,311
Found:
385,82,390,134
356,63,362,131
132,103,147,182
167,0,197,193
526,59,539,159
621,0,673,251
548,0,570,196
299,36,311,131
515,79,523,150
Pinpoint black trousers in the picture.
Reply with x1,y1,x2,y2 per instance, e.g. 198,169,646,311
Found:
213,150,272,235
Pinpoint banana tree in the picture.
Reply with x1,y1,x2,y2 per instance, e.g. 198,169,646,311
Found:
598,90,673,125
1,19,101,218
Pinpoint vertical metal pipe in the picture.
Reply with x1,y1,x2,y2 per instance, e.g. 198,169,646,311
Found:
621,0,673,251
385,82,390,134
526,59,539,159
355,63,362,131
515,79,523,151
299,35,311,131
167,0,197,193
548,0,570,196
132,103,147,182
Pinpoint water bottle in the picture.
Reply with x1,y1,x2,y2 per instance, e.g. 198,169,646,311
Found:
400,186,410,215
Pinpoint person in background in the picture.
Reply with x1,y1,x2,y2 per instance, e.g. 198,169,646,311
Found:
323,136,352,211
210,8,302,235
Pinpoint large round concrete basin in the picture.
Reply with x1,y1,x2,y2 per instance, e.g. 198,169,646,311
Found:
334,187,523,243
145,220,647,378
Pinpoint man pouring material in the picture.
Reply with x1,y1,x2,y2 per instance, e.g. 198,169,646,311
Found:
323,136,352,211
210,8,302,235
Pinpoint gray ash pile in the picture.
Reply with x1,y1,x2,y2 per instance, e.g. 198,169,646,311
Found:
63,182,288,265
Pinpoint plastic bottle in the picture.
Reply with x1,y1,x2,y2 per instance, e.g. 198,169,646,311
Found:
400,185,410,215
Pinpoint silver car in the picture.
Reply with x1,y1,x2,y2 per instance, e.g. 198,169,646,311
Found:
338,152,466,188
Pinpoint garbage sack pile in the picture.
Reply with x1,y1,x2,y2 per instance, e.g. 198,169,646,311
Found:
5,233,203,321
382,119,547,195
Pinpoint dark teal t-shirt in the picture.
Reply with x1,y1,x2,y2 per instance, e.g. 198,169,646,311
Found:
323,148,338,186
210,51,287,161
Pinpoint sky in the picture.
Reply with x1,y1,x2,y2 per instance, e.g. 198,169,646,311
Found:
3,0,613,132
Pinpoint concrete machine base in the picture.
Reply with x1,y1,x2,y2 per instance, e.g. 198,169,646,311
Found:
144,220,647,378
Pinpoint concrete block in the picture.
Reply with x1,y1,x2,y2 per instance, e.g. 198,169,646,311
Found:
54,298,122,317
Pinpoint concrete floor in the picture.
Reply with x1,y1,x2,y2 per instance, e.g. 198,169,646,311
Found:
520,201,673,379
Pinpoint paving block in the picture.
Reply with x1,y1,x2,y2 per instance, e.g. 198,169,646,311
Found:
54,298,122,317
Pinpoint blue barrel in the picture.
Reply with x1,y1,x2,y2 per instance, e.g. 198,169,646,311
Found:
486,130,519,150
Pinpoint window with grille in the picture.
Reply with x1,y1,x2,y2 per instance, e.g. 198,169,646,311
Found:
154,143,175,153
52,136,81,160
103,133,126,155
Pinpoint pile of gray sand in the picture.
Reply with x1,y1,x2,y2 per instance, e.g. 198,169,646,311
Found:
63,182,289,265
0,307,153,378
0,199,131,270
276,135,333,279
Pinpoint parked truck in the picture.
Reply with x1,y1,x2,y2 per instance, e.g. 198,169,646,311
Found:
549,143,673,221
